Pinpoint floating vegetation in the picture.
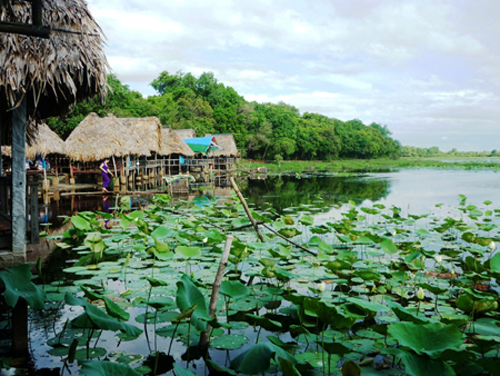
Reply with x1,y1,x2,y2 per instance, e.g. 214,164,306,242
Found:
2,193,500,375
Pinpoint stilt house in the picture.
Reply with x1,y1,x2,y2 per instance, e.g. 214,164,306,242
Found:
0,0,108,267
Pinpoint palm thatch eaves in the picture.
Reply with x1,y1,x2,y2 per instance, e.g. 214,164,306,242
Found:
205,134,239,157
0,0,109,123
120,117,162,154
159,127,194,157
1,121,66,158
26,122,66,159
172,129,196,139
65,113,150,162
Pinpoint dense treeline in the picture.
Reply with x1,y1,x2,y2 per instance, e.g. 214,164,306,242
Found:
402,146,500,158
47,71,402,160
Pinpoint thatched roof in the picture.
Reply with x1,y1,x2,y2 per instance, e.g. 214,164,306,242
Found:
205,134,239,157
1,146,11,157
0,0,108,121
172,129,196,139
159,127,194,157
26,122,66,159
65,113,150,162
1,122,66,158
120,117,162,154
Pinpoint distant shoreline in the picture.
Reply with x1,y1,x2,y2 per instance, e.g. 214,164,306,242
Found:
238,157,500,174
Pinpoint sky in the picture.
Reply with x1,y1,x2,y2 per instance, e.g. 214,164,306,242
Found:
86,0,500,151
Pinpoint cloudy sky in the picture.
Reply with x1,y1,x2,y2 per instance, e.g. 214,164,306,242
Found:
87,0,500,151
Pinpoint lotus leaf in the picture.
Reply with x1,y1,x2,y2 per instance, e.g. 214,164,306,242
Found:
220,280,250,300
319,241,333,254
389,302,431,325
387,348,456,376
347,297,389,315
142,276,169,287
71,215,91,231
175,246,201,258
147,296,174,310
48,346,70,357
388,322,463,358
300,216,314,226
456,294,498,315
0,264,45,309
173,362,196,376
74,347,107,360
341,360,361,376
103,296,130,321
175,275,210,331
80,360,142,376
65,293,142,337
230,342,297,375
380,238,398,254
211,334,249,350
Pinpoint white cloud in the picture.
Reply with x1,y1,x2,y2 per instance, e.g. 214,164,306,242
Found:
86,0,500,151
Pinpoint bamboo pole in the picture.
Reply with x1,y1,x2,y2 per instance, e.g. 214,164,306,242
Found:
42,163,48,191
260,223,317,256
229,177,265,242
199,235,233,347
69,158,74,182
112,155,118,177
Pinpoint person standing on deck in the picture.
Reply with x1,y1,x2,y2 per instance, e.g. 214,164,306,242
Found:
100,158,114,193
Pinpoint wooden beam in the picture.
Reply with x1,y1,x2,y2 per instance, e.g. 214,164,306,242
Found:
0,20,50,38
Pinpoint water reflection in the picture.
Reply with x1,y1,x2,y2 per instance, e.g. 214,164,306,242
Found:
241,173,392,214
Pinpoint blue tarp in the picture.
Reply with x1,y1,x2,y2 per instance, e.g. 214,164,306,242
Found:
183,137,219,154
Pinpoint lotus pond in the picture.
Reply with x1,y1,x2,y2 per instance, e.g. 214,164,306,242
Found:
2,169,500,376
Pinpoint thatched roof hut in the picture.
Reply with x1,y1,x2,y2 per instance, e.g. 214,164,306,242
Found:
205,134,239,157
159,127,194,157
26,122,66,159
65,113,150,162
120,117,162,154
1,122,66,158
172,129,196,139
0,0,108,123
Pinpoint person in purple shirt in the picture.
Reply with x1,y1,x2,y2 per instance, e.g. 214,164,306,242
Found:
99,158,114,193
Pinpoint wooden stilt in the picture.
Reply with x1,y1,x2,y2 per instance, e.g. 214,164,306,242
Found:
12,299,28,355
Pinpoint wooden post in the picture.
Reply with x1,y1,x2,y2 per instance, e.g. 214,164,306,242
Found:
12,96,27,262
29,176,39,244
199,235,233,347
229,177,265,242
12,299,28,355
112,155,118,177
0,118,3,176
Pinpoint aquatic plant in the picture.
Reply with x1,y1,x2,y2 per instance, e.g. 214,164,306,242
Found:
5,192,500,375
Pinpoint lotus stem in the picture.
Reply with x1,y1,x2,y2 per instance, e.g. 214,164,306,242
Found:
93,329,103,348
167,321,180,356
86,328,95,359
144,285,153,353
187,320,191,367
321,328,326,376
153,350,159,376
154,310,158,352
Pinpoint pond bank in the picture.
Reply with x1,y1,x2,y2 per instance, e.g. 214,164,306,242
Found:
237,157,500,174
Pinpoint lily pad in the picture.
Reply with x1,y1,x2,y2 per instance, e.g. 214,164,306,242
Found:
211,334,249,350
